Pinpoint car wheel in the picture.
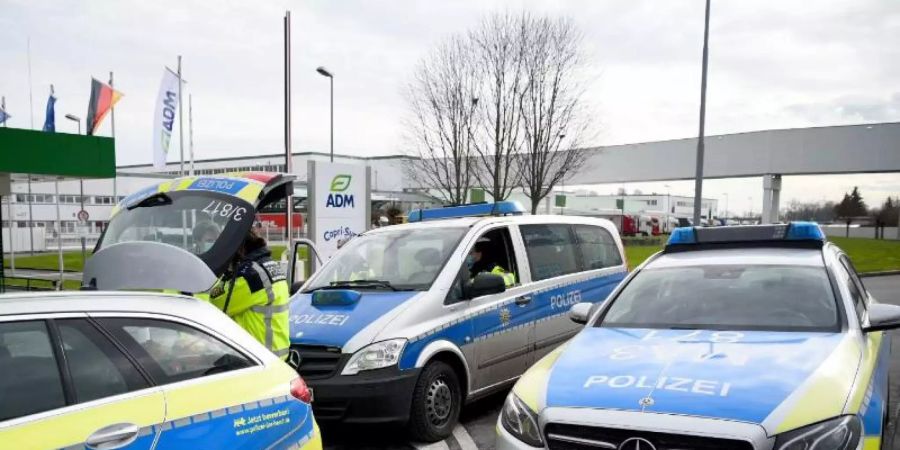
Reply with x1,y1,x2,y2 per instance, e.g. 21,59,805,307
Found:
408,360,462,442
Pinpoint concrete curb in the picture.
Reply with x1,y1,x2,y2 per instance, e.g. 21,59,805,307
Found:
860,270,900,278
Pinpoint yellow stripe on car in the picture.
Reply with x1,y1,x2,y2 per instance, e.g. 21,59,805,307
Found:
236,183,263,204
163,364,296,421
863,437,881,450
513,342,570,412
847,331,884,412
773,334,862,433
0,390,165,450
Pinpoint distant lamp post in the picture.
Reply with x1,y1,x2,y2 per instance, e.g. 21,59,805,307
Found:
64,114,87,265
316,66,334,162
723,193,729,224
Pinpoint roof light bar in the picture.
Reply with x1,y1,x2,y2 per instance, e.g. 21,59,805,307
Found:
408,201,525,223
666,222,825,247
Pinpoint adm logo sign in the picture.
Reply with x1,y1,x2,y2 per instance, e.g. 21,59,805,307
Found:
159,90,177,152
326,174,354,208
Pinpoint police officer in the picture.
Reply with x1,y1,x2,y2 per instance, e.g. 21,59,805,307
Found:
205,229,291,360
467,238,516,286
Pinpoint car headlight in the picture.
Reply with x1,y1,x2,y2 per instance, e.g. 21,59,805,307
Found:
774,416,862,450
340,339,406,375
500,393,543,447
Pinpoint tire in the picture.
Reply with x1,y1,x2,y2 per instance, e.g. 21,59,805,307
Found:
408,361,462,442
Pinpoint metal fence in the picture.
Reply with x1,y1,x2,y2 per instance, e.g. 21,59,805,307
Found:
822,226,899,240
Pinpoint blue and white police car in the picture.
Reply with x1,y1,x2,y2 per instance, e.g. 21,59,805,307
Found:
287,202,628,441
498,222,895,450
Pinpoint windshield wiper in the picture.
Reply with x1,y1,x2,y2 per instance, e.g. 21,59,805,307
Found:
666,325,702,330
327,279,412,291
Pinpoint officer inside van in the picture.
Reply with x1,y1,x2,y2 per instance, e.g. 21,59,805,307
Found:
467,238,516,286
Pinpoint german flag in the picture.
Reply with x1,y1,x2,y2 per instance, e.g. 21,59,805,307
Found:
86,78,123,135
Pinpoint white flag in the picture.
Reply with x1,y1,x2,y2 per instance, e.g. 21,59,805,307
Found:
153,68,181,169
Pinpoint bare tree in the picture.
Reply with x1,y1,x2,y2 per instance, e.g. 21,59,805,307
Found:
468,13,527,201
517,16,591,214
403,37,480,205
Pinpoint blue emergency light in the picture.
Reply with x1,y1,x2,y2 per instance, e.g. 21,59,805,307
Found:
408,201,526,222
666,221,825,247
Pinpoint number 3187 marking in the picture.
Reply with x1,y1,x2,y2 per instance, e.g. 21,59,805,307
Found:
203,200,246,222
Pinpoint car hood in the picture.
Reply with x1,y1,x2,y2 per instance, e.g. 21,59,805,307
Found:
288,291,422,350
542,327,858,433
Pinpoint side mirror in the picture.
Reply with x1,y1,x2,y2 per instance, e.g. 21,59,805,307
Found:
863,303,900,332
465,272,506,299
569,302,594,325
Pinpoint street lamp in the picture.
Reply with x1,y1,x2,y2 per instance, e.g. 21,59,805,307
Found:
748,196,754,223
64,114,87,266
723,193,729,224
664,184,671,232
316,66,334,162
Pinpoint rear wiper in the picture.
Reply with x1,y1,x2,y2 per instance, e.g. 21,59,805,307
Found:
127,192,172,210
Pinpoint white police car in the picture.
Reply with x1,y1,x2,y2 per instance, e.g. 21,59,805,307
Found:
287,202,628,441
498,222,895,450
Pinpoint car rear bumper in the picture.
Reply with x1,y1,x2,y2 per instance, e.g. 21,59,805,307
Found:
306,366,421,424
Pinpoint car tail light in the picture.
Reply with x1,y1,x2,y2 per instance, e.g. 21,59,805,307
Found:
290,377,312,403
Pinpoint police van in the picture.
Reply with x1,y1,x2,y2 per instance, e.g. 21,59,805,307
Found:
287,202,628,442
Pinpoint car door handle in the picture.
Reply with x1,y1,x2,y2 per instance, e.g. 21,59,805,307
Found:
86,423,140,450
515,295,532,306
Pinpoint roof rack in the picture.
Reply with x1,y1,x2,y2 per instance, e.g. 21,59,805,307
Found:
665,221,826,251
408,201,525,223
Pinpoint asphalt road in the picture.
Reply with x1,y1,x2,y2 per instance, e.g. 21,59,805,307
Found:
321,274,900,450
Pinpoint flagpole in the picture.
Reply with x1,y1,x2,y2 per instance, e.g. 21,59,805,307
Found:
55,180,64,289
27,38,34,129
189,94,195,176
26,39,35,255
177,56,185,176
284,11,293,243
110,71,117,211
3,95,14,275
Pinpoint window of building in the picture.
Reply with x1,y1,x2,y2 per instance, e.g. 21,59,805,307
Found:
520,224,581,281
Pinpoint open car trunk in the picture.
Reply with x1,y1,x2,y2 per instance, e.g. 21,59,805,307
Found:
84,172,294,293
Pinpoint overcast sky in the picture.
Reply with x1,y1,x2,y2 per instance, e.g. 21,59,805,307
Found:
1,0,898,215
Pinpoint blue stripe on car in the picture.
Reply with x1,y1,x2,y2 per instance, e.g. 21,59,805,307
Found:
288,291,420,347
544,328,844,424
399,271,626,370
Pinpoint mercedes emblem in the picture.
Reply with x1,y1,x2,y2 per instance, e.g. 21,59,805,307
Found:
618,437,657,450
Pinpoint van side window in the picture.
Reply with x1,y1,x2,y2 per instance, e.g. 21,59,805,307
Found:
574,225,622,269
0,321,66,421
520,224,580,281
447,227,519,303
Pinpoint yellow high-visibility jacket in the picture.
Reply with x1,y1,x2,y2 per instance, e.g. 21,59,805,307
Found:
206,248,290,359
490,265,516,287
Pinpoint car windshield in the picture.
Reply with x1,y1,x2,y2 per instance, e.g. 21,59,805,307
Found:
100,191,252,257
599,265,840,332
304,227,467,292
